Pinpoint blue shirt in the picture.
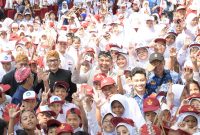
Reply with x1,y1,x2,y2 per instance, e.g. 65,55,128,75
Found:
133,93,148,113
146,70,181,94
12,85,27,105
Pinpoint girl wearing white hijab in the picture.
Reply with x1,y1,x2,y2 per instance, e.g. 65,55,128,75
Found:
108,94,146,129
185,13,199,40
171,105,200,134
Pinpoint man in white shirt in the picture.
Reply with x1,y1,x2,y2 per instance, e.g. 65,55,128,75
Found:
56,35,75,72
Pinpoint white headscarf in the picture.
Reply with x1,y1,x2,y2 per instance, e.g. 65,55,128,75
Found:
171,112,200,130
116,123,138,135
109,94,130,118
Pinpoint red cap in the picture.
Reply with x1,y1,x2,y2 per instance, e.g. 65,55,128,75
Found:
56,123,73,135
14,67,31,83
187,93,200,100
100,77,116,89
81,84,94,96
47,119,61,127
2,104,20,124
61,25,68,31
154,38,166,44
178,105,199,114
93,73,107,82
111,117,134,127
66,108,81,118
105,44,121,52
140,124,161,135
0,84,11,93
143,97,160,113
85,48,95,54
53,81,69,90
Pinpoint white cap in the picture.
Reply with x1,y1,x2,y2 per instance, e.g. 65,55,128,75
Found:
145,15,154,21
135,41,148,50
3,18,14,27
23,91,37,100
48,96,64,104
11,23,19,28
0,53,12,62
58,36,67,42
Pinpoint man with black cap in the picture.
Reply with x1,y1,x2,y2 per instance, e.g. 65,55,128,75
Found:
146,52,182,94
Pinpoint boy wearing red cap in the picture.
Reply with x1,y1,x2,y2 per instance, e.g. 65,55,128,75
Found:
143,97,161,124
139,97,162,135
51,81,77,121
47,119,61,135
56,123,73,135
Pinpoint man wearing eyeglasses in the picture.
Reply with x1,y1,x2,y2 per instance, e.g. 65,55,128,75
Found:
45,50,77,102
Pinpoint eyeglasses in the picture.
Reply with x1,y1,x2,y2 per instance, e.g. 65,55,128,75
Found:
47,59,59,63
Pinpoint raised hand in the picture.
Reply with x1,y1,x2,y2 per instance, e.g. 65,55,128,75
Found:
183,66,193,81
169,47,177,58
72,92,83,107
9,104,20,119
41,88,51,105
93,92,106,108
183,37,192,50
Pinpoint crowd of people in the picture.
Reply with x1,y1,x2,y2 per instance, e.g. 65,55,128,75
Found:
0,0,200,135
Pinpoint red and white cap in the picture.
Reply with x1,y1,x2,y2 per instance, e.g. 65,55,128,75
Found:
0,53,12,63
48,96,64,105
176,5,186,11
36,105,56,116
23,91,37,100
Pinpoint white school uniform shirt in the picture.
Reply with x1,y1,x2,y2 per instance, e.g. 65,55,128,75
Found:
56,113,66,123
58,51,75,72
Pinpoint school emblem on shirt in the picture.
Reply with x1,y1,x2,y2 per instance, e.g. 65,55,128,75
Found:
188,106,194,111
150,81,156,85
147,99,153,105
